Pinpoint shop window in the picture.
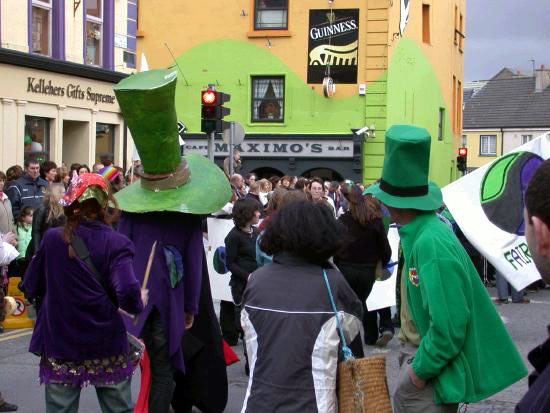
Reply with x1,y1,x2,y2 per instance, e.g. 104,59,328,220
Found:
521,134,533,145
438,107,445,141
422,4,430,44
480,135,497,156
25,116,50,163
251,76,285,123
31,0,52,56
96,123,115,165
86,0,103,66
254,0,288,30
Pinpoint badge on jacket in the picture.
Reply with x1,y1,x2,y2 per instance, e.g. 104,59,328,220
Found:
409,267,419,287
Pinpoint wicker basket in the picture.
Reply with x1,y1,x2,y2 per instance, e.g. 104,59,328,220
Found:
337,354,393,413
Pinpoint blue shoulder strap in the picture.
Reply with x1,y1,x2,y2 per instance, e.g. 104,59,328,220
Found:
322,269,354,361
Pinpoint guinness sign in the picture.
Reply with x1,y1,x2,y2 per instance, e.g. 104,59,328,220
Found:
307,9,359,84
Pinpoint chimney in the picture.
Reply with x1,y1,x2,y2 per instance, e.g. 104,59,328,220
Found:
535,64,550,92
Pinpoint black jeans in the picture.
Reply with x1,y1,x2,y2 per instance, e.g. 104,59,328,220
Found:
336,260,377,345
142,308,176,413
219,300,239,345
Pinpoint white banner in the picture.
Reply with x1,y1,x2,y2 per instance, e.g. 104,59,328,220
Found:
205,218,235,302
442,133,550,290
365,226,400,311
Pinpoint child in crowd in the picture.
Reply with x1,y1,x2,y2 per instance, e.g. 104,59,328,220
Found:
16,207,33,261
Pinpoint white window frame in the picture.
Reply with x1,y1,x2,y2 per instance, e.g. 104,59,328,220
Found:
521,134,533,145
31,0,53,56
86,0,103,66
480,135,497,156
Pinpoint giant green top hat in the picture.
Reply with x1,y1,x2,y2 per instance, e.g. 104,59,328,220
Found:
364,125,442,211
113,69,231,214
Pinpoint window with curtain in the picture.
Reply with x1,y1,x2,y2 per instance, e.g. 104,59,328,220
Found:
31,0,52,56
254,0,288,30
251,77,285,122
86,0,103,66
480,135,497,156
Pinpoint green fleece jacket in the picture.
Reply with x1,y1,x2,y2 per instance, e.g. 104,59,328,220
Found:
399,212,527,404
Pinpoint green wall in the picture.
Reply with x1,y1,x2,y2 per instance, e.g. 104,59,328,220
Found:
174,38,456,185
173,39,364,134
384,39,455,186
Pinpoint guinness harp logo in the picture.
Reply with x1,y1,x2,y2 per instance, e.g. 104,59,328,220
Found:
309,40,358,66
307,9,359,84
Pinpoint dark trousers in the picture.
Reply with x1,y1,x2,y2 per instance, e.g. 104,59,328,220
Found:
364,308,394,344
337,260,376,345
142,308,175,413
219,300,239,345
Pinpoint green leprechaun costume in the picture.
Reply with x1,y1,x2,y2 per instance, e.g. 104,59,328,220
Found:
366,125,527,408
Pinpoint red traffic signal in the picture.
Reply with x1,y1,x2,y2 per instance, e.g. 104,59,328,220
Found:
201,90,230,106
458,147,468,156
201,89,231,134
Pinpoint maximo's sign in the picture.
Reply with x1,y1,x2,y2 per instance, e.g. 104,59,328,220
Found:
184,139,354,158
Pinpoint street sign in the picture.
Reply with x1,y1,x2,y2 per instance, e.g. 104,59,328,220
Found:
223,121,245,145
177,120,187,136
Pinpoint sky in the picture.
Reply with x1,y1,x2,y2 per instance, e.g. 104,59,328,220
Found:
466,0,550,81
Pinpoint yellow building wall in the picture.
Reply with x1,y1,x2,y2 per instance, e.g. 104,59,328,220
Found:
464,130,502,168
1,0,29,52
136,0,368,99
387,0,465,152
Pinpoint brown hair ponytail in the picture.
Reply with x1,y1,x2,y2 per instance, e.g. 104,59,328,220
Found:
340,183,382,226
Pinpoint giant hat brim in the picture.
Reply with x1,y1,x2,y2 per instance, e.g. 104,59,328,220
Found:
364,181,442,211
115,154,231,214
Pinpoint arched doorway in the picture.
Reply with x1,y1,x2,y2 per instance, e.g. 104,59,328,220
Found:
251,167,285,179
302,168,344,182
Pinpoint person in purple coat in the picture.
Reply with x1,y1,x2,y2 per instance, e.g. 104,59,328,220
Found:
23,173,147,412
112,69,232,412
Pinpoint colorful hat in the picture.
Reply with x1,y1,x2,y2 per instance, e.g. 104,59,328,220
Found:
364,125,443,211
113,69,231,214
60,173,109,208
99,165,121,183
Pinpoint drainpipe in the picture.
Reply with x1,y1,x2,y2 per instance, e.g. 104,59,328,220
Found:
500,127,504,155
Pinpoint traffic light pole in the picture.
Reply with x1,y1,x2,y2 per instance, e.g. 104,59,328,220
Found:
228,122,235,176
207,131,215,162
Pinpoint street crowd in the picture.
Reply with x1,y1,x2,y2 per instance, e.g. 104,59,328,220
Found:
0,70,549,413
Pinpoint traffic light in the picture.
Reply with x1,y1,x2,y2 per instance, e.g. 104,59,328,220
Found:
201,90,231,134
457,147,468,173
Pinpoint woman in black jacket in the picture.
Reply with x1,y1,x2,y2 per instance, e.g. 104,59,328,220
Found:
225,199,261,307
335,184,392,345
223,198,260,374
241,201,363,412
